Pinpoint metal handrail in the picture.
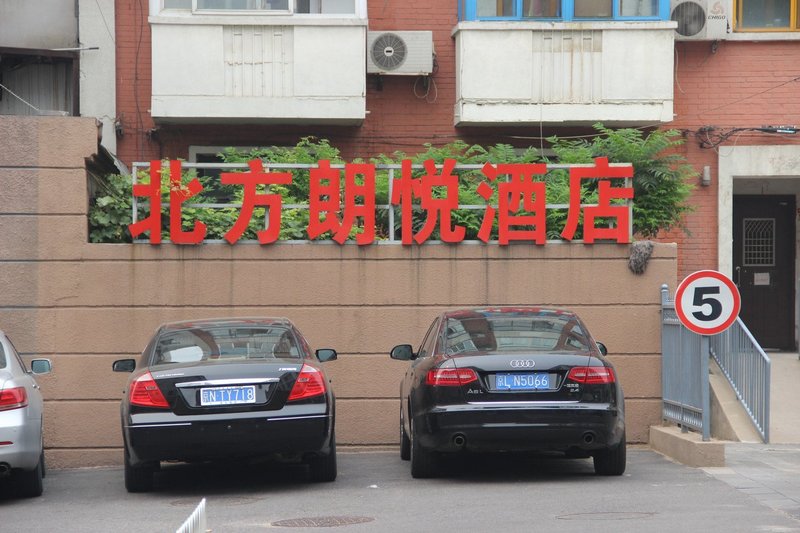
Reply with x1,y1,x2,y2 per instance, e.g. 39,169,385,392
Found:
660,284,709,440
661,283,770,443
709,317,771,443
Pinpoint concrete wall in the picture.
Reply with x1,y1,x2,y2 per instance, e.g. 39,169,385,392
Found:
0,115,677,468
79,0,117,154
0,1,78,49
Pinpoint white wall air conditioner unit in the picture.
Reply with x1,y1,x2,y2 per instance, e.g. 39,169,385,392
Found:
367,31,433,75
671,0,730,40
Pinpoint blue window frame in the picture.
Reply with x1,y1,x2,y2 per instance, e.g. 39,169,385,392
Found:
459,0,670,21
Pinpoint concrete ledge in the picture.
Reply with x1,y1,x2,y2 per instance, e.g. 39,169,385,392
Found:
649,425,725,467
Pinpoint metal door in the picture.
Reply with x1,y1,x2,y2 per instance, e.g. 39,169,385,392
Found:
732,195,796,350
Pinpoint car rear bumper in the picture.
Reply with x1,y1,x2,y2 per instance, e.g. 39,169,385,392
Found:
125,413,333,465
415,402,624,454
0,409,42,471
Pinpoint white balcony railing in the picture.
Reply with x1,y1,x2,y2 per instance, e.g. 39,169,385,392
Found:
453,21,676,126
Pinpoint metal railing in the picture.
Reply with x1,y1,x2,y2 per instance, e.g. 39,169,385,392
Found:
709,318,771,443
660,284,770,443
176,498,207,533
660,284,710,440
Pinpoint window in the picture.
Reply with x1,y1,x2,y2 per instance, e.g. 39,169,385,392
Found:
444,314,591,354
574,0,613,17
461,0,666,20
160,0,356,14
197,0,290,11
743,218,775,266
417,319,440,359
737,0,798,30
154,326,301,365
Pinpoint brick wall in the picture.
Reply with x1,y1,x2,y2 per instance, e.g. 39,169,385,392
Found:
666,40,800,278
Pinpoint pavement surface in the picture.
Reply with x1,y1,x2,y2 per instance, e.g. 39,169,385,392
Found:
767,352,800,444
3,449,800,533
699,351,800,525
2,353,799,532
705,443,800,523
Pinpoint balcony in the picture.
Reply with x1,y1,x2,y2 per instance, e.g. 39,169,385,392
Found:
453,21,676,127
149,4,367,125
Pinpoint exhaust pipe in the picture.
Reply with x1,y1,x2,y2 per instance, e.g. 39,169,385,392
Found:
452,434,466,448
582,432,596,445
0,463,10,477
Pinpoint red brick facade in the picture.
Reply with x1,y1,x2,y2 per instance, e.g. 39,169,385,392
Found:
667,41,800,277
114,2,800,280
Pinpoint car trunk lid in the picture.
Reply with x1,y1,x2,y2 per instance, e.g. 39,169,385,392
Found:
451,352,594,402
149,359,304,415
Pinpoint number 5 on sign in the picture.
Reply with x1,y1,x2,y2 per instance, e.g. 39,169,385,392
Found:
675,270,741,335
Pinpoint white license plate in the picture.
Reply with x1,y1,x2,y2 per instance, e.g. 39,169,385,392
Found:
200,385,256,406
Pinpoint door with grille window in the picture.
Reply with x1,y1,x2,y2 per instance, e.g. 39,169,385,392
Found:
733,195,796,350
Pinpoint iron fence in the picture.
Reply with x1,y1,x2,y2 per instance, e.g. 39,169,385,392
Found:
660,284,770,442
709,318,771,443
660,284,710,440
176,498,207,533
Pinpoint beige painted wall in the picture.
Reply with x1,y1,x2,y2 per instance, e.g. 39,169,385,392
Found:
0,116,677,468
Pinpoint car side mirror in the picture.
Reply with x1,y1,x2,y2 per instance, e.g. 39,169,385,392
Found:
390,344,415,361
316,349,337,362
596,342,608,356
30,359,52,375
112,359,136,372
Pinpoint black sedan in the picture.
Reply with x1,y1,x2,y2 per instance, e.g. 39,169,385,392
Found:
390,307,625,478
113,318,338,492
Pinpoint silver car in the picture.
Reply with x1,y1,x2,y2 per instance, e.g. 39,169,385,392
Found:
0,331,51,498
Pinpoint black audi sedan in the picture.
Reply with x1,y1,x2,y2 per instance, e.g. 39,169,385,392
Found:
390,307,625,478
113,318,337,492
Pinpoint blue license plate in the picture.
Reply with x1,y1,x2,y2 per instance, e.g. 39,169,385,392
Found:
200,385,256,406
495,373,550,391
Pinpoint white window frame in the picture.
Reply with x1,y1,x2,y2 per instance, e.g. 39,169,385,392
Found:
155,0,364,16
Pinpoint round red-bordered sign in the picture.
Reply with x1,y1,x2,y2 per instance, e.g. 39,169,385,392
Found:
675,270,741,335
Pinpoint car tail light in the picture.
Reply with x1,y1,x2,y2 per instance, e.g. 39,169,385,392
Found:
0,386,28,411
129,372,169,408
426,368,479,387
288,364,326,401
567,366,616,384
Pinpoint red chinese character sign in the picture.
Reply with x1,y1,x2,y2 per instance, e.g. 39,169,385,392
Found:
128,157,633,246
391,159,465,244
221,160,292,245
477,163,547,244
675,270,741,335
308,161,375,245
561,157,634,244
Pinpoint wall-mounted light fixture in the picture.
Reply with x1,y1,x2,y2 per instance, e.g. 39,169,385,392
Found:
701,165,712,187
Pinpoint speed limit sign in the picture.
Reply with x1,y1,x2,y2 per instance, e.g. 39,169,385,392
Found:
675,270,741,335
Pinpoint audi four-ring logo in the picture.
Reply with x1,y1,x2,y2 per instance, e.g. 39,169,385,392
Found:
509,360,535,368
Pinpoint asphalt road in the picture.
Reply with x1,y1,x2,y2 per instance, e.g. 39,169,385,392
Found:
2,448,799,533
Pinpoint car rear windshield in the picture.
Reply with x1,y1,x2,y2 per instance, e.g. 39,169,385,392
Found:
152,326,302,365
445,314,591,354
0,343,5,369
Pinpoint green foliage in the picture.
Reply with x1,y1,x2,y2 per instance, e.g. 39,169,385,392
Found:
88,174,134,243
548,123,695,238
88,128,695,243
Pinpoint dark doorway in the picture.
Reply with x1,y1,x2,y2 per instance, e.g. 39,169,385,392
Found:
733,195,796,350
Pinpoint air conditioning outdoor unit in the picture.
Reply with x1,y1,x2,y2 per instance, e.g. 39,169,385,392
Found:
367,31,434,75
671,0,730,40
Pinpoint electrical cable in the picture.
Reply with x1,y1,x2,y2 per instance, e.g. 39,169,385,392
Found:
0,82,41,113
